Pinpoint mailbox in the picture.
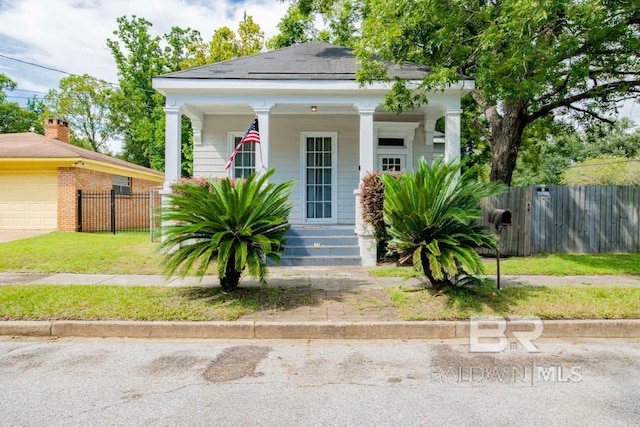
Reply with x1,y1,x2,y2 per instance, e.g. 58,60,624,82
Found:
490,209,512,230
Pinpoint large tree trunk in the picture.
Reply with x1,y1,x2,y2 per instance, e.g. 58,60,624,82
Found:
472,92,528,186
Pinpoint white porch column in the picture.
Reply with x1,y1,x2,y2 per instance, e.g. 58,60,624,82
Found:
355,104,377,266
163,106,182,190
444,109,462,163
252,106,272,173
160,106,182,245
357,106,376,182
424,117,436,163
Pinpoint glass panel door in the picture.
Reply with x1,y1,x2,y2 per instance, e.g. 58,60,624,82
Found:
305,136,333,220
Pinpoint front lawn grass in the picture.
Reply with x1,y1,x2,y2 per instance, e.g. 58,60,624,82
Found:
1,283,637,322
0,232,164,274
482,253,640,275
388,284,640,320
0,285,314,321
371,252,640,277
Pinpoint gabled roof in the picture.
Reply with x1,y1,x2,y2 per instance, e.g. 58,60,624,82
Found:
161,41,433,81
0,132,163,178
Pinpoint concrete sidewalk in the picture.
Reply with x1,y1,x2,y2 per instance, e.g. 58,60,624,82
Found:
2,267,640,288
1,268,639,339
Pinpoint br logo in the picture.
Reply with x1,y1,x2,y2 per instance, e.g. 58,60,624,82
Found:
469,316,543,353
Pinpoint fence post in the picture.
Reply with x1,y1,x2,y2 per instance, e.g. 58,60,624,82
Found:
110,189,116,235
76,189,83,232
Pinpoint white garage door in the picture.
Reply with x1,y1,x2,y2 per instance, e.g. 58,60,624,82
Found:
0,174,58,230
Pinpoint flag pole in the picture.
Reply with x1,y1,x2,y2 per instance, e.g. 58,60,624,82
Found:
256,114,264,171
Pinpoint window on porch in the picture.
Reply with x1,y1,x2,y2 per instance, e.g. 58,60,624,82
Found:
229,134,255,179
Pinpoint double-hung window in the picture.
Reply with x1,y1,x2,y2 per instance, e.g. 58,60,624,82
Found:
229,133,255,178
112,175,131,195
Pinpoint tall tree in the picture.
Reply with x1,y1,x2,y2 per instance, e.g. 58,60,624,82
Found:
512,119,640,186
107,16,200,175
107,16,165,168
562,154,640,186
45,74,116,153
267,3,317,49
270,1,360,48
0,73,45,134
182,15,264,68
296,0,640,185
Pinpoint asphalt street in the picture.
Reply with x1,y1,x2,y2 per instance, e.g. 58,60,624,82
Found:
1,338,639,426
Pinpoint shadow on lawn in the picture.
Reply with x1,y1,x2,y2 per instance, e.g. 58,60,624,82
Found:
178,286,320,313
177,275,396,319
446,284,549,314
409,281,555,317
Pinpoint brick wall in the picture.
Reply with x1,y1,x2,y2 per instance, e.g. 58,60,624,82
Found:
57,168,163,232
57,168,78,231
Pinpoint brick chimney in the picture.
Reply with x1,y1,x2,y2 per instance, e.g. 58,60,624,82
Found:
44,118,69,143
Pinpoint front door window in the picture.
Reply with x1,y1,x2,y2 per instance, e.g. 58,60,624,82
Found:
379,155,405,172
302,133,337,222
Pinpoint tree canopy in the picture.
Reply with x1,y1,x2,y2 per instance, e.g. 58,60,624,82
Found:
294,0,640,185
0,73,45,134
107,16,200,175
181,15,264,68
513,119,640,186
105,15,266,175
45,74,116,153
562,155,640,186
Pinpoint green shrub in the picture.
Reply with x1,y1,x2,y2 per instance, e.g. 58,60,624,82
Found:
160,169,294,291
360,170,401,262
382,158,506,289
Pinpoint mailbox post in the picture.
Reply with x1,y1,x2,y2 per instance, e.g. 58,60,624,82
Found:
489,209,512,290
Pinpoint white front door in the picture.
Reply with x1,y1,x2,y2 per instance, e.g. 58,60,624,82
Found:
301,132,338,223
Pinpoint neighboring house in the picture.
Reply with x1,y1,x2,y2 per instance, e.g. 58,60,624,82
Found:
0,118,164,232
152,41,473,265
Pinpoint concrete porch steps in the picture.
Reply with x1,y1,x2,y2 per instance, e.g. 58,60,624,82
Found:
280,225,361,266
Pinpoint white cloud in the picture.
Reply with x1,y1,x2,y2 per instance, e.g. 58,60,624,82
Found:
0,0,288,90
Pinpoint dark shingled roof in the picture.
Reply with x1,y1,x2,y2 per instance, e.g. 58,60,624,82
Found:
0,132,163,177
161,41,432,80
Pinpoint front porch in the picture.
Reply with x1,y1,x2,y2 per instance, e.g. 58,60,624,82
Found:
152,42,473,267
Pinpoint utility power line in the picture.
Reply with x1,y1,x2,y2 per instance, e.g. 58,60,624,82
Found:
5,95,46,100
10,88,48,94
0,53,158,95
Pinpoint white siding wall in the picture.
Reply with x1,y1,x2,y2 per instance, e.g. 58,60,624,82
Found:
194,115,255,178
432,142,445,160
195,114,361,225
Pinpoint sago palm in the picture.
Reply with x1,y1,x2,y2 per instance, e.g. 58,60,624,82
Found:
160,169,294,291
381,158,505,289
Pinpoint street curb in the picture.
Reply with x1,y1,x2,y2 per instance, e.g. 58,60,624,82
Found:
1,319,640,340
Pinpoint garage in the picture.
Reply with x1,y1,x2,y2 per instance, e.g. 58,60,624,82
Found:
0,173,58,230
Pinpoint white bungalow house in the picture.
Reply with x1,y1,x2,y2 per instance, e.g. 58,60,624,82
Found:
152,41,474,266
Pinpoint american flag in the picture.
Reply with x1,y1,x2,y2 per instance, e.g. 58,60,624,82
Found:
224,118,260,171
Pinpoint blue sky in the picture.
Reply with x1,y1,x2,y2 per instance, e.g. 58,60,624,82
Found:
0,0,289,103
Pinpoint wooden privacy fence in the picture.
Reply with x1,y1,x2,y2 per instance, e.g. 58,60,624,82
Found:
479,185,640,256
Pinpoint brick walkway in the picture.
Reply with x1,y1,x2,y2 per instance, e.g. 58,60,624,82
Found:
239,288,399,322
